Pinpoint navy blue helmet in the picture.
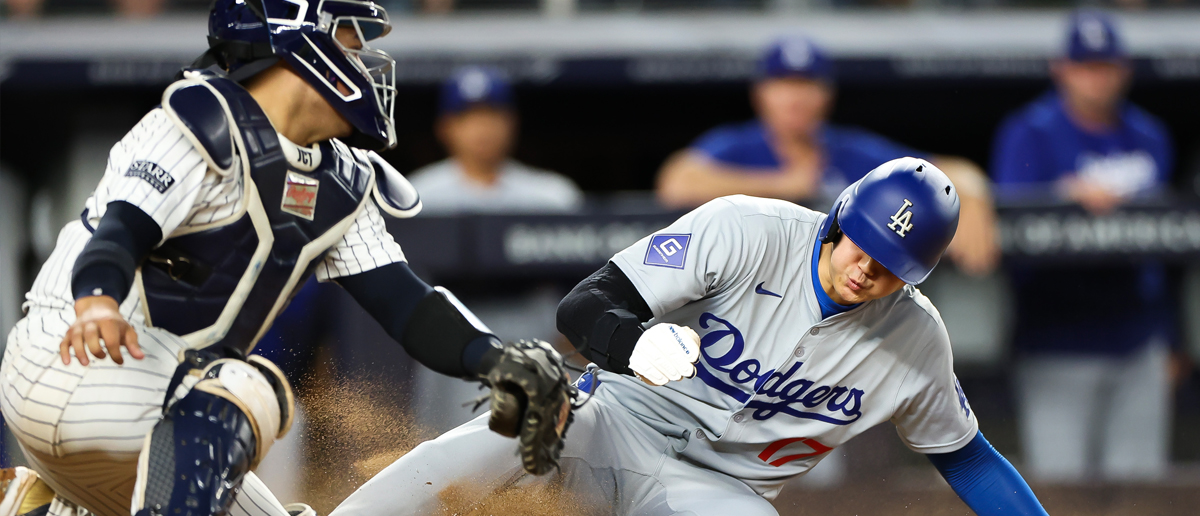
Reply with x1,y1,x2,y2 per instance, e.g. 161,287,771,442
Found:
818,157,960,285
1066,10,1126,62
757,36,834,83
203,0,397,150
439,66,514,116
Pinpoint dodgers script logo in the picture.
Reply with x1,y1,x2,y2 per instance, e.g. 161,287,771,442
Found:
693,312,865,425
644,234,691,269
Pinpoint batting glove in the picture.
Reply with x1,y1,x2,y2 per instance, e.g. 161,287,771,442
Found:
629,323,701,386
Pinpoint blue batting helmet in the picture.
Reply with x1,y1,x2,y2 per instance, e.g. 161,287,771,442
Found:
202,0,397,150
817,157,960,285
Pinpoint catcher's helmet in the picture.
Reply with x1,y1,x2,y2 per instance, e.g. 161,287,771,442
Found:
817,157,960,285
201,0,397,150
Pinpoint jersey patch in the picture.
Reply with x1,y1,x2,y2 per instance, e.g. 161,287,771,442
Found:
125,160,176,193
281,171,320,220
644,234,691,269
954,376,972,418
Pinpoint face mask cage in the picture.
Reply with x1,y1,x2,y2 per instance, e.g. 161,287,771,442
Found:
325,14,396,145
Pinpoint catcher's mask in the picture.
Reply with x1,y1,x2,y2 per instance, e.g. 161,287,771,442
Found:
200,0,397,151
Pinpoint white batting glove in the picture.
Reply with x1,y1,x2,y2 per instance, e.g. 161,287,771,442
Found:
629,323,701,386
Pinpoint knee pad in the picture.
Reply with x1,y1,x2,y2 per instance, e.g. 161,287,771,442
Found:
134,354,295,516
1,467,54,516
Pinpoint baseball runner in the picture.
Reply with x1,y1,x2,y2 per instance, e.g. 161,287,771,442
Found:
333,158,1049,515
0,0,572,515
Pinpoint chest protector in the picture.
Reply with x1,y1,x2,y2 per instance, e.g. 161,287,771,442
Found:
135,70,419,354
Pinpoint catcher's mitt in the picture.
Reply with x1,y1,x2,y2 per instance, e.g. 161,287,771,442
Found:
481,339,577,476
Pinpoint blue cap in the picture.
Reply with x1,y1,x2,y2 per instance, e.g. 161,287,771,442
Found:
817,157,960,285
439,66,513,115
758,36,834,82
1066,11,1126,62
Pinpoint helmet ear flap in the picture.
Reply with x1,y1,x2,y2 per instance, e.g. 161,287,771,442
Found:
820,200,844,244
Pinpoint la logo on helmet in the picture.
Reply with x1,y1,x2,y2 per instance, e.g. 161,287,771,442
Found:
887,199,915,237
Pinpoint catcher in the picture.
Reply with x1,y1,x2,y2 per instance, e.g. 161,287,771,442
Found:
0,0,573,514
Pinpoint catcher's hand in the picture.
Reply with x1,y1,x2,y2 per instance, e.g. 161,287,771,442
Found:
481,339,576,476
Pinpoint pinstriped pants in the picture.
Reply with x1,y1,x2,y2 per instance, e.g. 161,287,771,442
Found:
1,311,292,516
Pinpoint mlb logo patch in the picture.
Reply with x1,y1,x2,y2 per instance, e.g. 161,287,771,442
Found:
644,234,691,269
281,171,319,220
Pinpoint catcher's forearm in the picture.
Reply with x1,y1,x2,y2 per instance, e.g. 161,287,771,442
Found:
338,262,501,378
556,262,654,375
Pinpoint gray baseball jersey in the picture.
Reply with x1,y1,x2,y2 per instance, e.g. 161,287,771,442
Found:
331,194,978,516
602,195,976,498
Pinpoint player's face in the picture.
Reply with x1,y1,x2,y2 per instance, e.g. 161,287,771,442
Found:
439,106,516,165
334,26,366,97
753,78,832,140
1053,60,1130,111
279,25,364,141
824,238,906,305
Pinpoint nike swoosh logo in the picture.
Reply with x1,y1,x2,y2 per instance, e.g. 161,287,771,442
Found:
755,282,782,298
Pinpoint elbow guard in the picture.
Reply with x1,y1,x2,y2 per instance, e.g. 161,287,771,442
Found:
583,308,642,375
556,262,653,375
403,287,498,378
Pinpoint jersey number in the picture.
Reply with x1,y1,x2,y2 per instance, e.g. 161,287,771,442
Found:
757,437,832,467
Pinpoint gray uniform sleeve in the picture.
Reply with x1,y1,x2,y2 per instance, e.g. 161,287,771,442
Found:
890,319,979,454
610,197,758,317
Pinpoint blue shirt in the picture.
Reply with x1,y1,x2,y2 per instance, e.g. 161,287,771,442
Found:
992,92,1172,198
691,121,927,200
991,91,1175,355
810,238,859,319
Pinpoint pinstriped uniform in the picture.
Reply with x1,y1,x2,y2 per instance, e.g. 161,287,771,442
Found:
1,108,406,516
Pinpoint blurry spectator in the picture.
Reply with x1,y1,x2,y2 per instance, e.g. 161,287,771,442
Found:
2,0,163,17
3,0,43,17
656,36,999,276
992,11,1174,482
409,66,583,214
111,0,164,17
409,66,580,432
420,0,453,13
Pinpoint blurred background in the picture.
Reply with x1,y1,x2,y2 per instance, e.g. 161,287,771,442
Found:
2,1,1200,515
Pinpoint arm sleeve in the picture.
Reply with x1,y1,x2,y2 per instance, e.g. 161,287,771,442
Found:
556,262,655,374
609,197,755,318
335,261,499,377
316,201,407,281
71,201,163,302
890,319,978,454
928,430,1049,516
